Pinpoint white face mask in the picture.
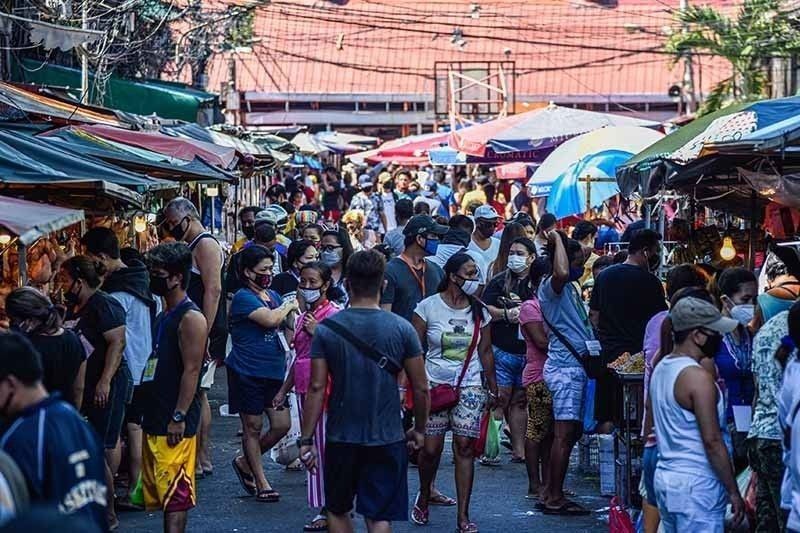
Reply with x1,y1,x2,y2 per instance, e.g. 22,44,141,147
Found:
730,304,754,325
507,255,528,274
460,279,480,296
299,287,322,305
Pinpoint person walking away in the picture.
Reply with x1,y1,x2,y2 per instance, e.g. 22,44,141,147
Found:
274,261,340,532
231,206,263,254
411,253,499,532
650,297,744,532
433,170,456,217
319,229,353,307
537,231,594,515
482,237,539,463
321,167,344,223
381,215,448,322
59,256,130,529
519,257,553,500
589,229,667,433
140,243,207,533
270,240,319,298
749,308,793,532
469,206,501,267
713,267,757,470
82,227,156,508
350,174,386,237
6,288,86,408
227,245,298,502
413,181,442,216
639,265,711,533
379,174,399,234
384,199,414,258
0,332,107,531
163,197,226,478
298,250,430,533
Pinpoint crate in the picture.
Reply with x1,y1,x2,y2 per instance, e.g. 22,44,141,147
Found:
577,434,599,474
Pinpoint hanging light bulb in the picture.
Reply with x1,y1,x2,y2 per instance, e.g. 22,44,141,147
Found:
134,215,147,233
0,233,10,245
720,236,736,261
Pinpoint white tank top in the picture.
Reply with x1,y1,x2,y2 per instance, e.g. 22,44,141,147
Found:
650,355,726,480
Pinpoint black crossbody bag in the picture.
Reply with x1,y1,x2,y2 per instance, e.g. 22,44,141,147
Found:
322,318,402,375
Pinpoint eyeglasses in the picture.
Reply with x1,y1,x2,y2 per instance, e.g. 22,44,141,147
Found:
320,244,342,252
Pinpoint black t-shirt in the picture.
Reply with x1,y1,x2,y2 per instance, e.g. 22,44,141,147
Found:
482,271,534,355
322,181,343,211
65,290,127,404
380,258,444,323
28,331,85,407
589,263,667,362
271,271,299,297
141,299,202,436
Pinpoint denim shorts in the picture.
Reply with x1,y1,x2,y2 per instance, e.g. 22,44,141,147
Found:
494,346,526,389
642,445,658,506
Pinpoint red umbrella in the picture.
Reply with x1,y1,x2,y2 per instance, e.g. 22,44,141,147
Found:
362,132,450,164
495,162,537,180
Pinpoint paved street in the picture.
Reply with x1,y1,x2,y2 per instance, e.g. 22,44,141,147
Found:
121,367,609,532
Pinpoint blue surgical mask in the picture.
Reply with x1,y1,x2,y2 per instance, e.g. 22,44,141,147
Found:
320,249,342,267
568,266,584,282
424,238,439,256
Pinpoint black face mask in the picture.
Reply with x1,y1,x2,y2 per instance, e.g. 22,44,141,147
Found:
242,224,255,240
476,222,495,238
700,332,722,359
646,249,662,272
169,216,189,241
149,276,174,297
64,279,80,306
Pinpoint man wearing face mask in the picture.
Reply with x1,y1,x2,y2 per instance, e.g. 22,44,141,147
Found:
381,215,448,322
650,297,745,532
231,207,263,254
0,332,108,531
162,197,226,478
469,205,502,267
589,229,667,433
140,243,207,533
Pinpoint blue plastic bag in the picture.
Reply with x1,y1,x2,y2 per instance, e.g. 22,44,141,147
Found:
583,378,597,434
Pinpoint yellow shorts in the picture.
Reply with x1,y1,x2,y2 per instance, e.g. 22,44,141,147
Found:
142,434,197,512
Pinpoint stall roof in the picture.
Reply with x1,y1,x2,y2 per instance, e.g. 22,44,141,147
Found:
0,81,124,126
0,178,145,211
164,123,292,166
0,195,83,245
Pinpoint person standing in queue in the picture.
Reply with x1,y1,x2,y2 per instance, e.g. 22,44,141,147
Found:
231,206,263,254
140,243,208,533
411,253,498,532
298,250,430,533
0,332,108,532
163,197,226,478
228,245,298,502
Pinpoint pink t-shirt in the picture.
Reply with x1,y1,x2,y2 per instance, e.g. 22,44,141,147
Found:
292,300,339,394
519,298,547,386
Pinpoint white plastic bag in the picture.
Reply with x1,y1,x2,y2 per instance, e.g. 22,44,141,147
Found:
270,392,301,466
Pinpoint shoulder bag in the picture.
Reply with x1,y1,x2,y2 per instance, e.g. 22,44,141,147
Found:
322,318,402,375
429,316,482,413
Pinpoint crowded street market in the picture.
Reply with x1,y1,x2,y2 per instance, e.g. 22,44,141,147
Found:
4,1,800,532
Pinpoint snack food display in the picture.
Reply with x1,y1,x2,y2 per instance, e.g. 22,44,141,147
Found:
607,351,645,374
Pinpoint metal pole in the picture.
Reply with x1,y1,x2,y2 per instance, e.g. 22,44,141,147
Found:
748,190,757,269
81,0,89,102
680,0,696,113
585,174,592,216
17,242,26,286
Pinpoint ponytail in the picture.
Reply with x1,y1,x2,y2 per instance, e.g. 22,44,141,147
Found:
6,287,63,335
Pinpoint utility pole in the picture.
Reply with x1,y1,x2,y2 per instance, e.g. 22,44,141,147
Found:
680,0,697,114
80,0,89,102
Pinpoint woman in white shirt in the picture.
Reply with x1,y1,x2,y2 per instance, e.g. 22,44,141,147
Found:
411,253,500,533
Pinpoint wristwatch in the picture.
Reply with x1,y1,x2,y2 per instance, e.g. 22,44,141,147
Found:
296,436,314,447
171,411,186,424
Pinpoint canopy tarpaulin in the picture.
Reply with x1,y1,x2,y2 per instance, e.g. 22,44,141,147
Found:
450,104,659,157
350,132,449,165
41,124,238,170
0,81,123,126
0,195,83,245
164,123,292,167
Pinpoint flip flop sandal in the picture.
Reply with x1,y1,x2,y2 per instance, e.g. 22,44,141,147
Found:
303,515,328,532
410,498,429,526
542,501,591,516
429,493,457,506
456,521,479,533
479,456,501,467
231,458,257,496
509,456,525,464
255,489,280,503
534,502,547,511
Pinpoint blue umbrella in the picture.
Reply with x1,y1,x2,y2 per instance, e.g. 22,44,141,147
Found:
548,149,632,219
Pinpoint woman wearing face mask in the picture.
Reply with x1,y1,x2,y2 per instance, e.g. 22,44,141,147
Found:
6,287,87,409
228,245,298,503
59,255,131,529
482,237,538,463
273,261,339,532
319,229,352,307
271,240,319,298
491,222,527,277
411,253,498,532
714,267,757,471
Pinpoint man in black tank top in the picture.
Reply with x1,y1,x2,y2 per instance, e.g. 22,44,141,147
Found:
163,197,224,476
141,243,207,533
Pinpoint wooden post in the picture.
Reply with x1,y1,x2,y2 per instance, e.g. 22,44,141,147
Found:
17,242,26,286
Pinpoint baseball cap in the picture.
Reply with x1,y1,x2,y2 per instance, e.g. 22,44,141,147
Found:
670,297,738,334
474,205,500,220
358,174,373,188
255,204,288,229
402,215,449,237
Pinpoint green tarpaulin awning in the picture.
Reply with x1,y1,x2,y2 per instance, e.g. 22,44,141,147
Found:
10,58,217,122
